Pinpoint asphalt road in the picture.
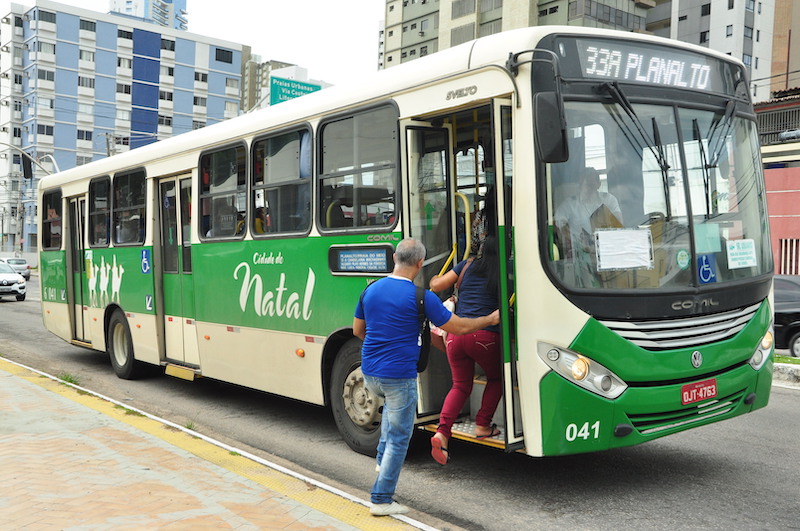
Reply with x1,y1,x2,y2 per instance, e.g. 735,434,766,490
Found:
2,278,799,530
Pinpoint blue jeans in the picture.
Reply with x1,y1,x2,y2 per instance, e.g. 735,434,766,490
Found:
364,374,418,504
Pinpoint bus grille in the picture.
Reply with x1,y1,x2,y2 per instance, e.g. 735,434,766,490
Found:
628,389,745,435
599,303,761,351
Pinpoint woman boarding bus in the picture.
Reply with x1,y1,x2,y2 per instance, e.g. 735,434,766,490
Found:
38,26,773,458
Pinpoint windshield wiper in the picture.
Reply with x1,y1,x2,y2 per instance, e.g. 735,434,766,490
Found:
707,100,736,167
693,118,713,218
602,82,672,216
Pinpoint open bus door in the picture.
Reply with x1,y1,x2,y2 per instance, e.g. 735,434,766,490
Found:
492,98,524,451
403,100,524,451
67,197,89,343
402,120,457,419
155,176,200,375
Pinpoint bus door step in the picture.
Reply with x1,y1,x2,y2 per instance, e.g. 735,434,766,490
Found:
471,376,505,429
164,363,200,381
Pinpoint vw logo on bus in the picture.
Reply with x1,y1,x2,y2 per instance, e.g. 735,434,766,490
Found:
691,350,703,368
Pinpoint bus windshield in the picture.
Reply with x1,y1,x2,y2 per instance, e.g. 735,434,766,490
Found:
545,98,772,291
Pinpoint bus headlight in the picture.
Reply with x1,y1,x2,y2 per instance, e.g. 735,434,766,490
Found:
538,342,627,399
749,326,773,371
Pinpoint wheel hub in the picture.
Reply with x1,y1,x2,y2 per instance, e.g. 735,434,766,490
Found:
342,367,382,428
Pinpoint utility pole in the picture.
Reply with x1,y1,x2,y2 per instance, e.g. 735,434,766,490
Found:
0,142,52,253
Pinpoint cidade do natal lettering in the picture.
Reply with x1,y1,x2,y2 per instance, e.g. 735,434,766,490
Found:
234,262,314,320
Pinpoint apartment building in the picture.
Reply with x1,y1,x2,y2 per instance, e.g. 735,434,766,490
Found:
381,0,654,69
0,0,244,252
647,0,774,102
109,0,188,30
382,1,774,102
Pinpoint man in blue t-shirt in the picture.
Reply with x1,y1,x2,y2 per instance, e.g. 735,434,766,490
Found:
353,238,500,516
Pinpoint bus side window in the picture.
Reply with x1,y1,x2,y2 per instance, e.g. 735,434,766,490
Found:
251,129,312,235
199,144,246,240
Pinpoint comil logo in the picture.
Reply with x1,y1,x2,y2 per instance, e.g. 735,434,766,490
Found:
446,85,478,100
671,297,719,311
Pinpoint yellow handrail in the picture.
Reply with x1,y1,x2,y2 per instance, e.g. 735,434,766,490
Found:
439,243,457,276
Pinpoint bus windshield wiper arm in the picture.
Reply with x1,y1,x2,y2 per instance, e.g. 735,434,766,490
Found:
693,118,713,218
602,82,671,216
707,100,736,167
601,82,670,173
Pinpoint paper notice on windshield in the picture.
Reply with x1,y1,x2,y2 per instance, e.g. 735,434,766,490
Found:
726,239,758,269
595,229,654,271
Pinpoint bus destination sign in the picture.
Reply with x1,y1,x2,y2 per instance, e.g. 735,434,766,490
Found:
575,39,722,92
328,245,394,274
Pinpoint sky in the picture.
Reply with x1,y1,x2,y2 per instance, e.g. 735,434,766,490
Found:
55,0,385,85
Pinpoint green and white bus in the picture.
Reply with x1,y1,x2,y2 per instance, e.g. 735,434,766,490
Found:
38,26,774,457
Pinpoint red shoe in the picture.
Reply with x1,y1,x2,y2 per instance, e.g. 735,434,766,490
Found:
431,435,449,465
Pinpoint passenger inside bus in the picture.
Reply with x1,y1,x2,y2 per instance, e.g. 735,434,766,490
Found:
471,185,496,256
254,206,268,234
554,167,622,287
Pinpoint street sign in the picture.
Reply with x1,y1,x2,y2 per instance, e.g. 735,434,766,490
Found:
269,76,321,105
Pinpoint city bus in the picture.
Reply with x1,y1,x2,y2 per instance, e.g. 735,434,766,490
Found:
38,26,774,458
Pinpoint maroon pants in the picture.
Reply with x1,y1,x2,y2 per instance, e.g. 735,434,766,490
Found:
436,329,502,439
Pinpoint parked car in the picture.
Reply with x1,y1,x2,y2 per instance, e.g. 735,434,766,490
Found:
773,274,800,356
0,257,30,280
0,261,26,301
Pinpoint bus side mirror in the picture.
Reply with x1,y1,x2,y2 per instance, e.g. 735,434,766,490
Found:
534,92,569,163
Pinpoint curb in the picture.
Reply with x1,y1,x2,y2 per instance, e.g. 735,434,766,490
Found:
773,362,800,387
0,357,433,531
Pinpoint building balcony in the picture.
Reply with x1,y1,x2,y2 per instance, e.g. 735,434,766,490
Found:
31,21,56,34
635,0,656,7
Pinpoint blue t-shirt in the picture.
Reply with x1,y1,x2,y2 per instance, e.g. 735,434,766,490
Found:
453,259,499,332
354,276,452,379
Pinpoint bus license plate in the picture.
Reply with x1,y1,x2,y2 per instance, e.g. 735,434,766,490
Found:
681,378,717,405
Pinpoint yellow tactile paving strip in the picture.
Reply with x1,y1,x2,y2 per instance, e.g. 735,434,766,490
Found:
0,357,420,530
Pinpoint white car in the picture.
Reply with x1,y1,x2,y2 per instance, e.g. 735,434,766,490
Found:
0,262,26,301
0,257,30,279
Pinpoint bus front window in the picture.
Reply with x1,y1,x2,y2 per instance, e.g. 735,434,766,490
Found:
545,100,771,292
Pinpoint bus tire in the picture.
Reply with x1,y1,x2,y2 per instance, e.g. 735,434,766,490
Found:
329,338,382,457
107,309,145,379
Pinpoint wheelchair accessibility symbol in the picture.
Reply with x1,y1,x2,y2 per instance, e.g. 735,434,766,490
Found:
141,249,151,274
698,254,717,284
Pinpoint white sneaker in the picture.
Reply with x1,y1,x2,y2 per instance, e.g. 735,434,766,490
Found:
375,464,380,472
370,501,410,516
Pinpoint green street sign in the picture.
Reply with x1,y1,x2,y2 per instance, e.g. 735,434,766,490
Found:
269,76,322,105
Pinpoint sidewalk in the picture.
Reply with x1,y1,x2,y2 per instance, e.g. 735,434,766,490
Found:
0,358,429,531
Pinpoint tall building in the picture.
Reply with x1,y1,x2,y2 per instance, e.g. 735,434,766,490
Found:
381,0,774,102
381,0,653,69
0,0,245,252
646,0,774,102
241,55,294,112
770,0,800,95
109,0,188,30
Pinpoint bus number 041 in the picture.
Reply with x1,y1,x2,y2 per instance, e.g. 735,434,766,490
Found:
565,421,600,442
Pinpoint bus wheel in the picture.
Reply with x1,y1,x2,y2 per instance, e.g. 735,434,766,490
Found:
329,338,382,456
107,309,145,379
